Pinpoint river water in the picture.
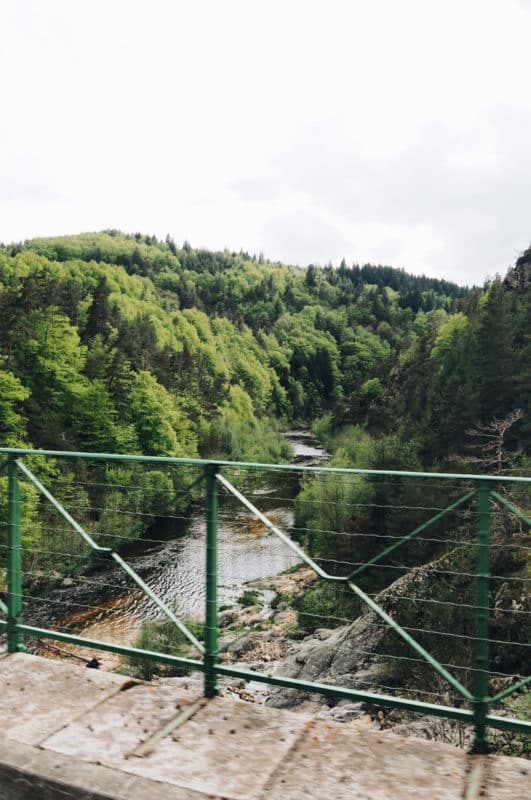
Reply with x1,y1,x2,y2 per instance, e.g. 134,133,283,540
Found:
62,431,327,650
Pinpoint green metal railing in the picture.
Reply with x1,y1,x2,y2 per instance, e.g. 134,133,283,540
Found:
1,446,530,754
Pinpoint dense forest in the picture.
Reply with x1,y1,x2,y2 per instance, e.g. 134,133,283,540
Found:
0,234,462,554
0,231,529,555
0,229,477,456
0,230,529,744
0,233,528,549
1,230,529,468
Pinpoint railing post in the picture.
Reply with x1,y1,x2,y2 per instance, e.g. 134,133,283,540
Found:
7,456,25,653
204,464,219,697
472,483,490,753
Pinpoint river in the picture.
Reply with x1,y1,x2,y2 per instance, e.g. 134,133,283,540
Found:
54,431,328,653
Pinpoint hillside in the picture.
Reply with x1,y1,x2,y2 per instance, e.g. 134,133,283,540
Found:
0,230,472,457
1,231,529,752
0,231,529,557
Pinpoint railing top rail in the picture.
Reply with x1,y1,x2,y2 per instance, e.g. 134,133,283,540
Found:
1,446,531,483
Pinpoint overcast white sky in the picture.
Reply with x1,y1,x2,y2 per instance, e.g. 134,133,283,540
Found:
1,0,531,285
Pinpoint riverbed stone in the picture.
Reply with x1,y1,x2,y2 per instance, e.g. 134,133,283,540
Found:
312,627,335,640
320,700,366,723
264,593,394,710
222,632,263,656
219,609,238,627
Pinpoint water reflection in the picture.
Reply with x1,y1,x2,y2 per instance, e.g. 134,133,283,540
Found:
63,432,327,647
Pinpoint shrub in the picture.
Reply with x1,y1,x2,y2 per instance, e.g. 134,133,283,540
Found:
238,590,261,607
125,616,204,681
293,580,359,634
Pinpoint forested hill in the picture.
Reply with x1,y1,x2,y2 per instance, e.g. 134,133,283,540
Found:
2,231,528,731
0,230,529,476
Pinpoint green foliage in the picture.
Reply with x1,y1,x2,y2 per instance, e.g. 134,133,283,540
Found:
392,272,530,466
130,371,197,457
499,691,531,757
311,412,336,446
360,377,384,403
126,616,204,680
0,475,41,553
341,325,390,395
203,386,292,462
238,590,262,607
295,427,445,605
293,580,359,634
0,229,472,465
0,370,29,445
71,379,135,453
430,312,468,360
2,229,529,586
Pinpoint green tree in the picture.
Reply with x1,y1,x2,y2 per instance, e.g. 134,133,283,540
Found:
130,372,197,457
476,281,515,421
0,370,29,445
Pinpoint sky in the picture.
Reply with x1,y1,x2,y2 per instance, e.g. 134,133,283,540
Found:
1,0,531,286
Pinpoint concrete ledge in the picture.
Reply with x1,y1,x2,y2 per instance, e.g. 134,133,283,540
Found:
0,654,529,799
0,652,139,746
0,738,216,800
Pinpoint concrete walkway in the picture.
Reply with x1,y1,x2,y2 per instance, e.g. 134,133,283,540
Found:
0,653,528,799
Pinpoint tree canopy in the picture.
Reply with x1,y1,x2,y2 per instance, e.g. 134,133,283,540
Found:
1,229,528,566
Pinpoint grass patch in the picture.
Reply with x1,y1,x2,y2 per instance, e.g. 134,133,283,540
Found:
498,689,531,758
238,590,262,607
292,580,357,634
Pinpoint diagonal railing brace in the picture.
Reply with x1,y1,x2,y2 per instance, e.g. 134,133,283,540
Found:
216,472,342,581
16,459,111,553
15,459,205,655
218,472,473,700
346,579,473,700
348,490,476,580
490,491,531,528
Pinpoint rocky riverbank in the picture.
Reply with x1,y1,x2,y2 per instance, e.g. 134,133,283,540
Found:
26,556,528,757
149,564,468,746
180,562,528,758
